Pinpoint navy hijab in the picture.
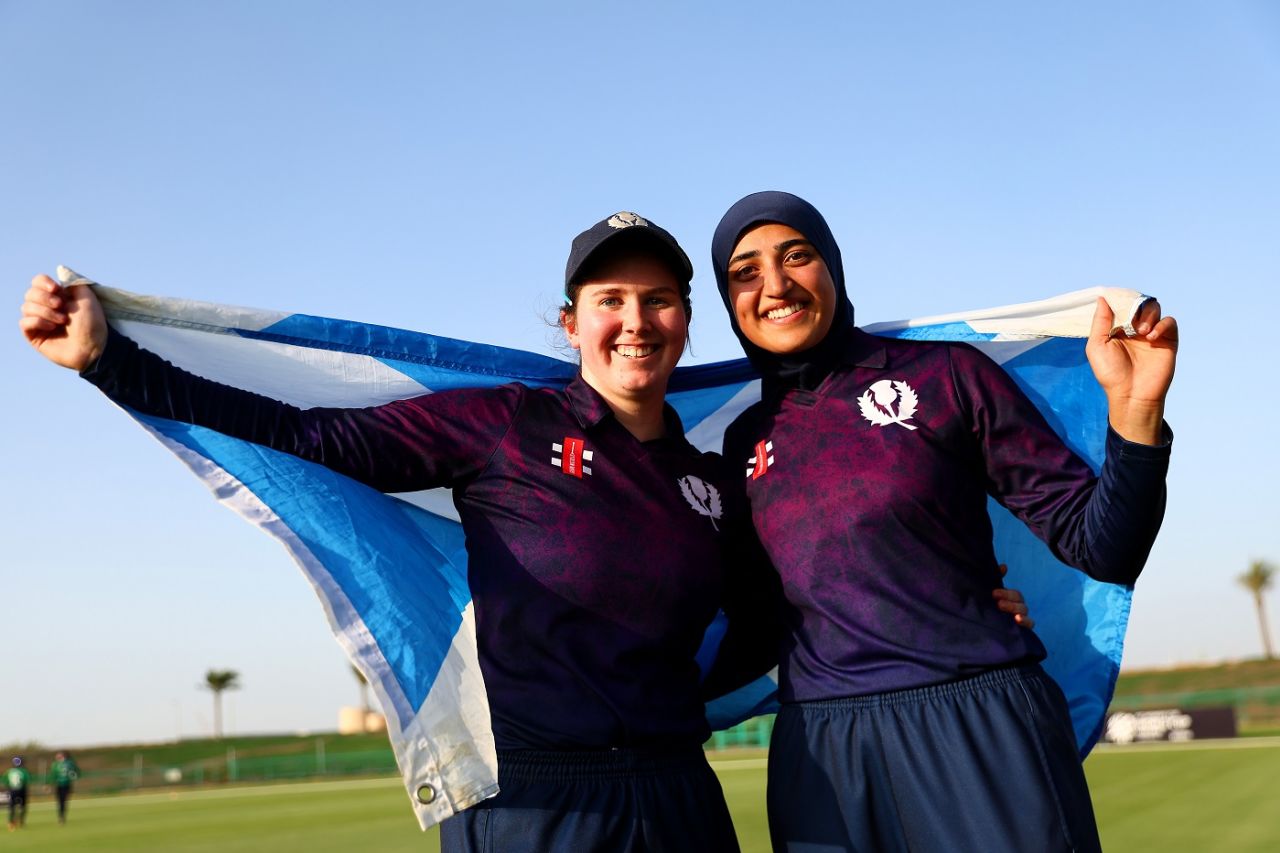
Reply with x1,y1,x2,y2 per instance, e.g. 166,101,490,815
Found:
712,191,858,395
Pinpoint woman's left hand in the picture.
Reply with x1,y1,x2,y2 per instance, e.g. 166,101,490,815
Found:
994,564,1035,630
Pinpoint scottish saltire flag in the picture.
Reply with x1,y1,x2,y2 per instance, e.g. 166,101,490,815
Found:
60,266,1145,828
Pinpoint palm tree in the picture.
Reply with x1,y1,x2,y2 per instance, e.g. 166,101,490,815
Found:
351,664,370,714
203,669,241,739
1238,560,1275,660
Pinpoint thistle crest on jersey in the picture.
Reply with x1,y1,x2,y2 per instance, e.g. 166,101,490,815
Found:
746,439,775,479
552,438,593,477
678,476,722,531
858,379,919,431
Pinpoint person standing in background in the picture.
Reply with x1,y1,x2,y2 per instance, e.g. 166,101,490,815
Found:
6,757,30,830
48,751,80,825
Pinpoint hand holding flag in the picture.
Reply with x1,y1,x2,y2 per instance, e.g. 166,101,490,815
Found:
19,272,108,372
1086,297,1179,445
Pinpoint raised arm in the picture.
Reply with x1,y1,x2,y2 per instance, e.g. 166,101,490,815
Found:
20,273,516,492
955,340,1171,586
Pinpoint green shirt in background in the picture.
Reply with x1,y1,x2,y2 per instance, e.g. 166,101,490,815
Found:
5,766,30,790
48,759,79,786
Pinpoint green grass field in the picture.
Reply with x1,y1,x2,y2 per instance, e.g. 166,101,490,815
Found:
4,741,1278,851
1088,739,1280,851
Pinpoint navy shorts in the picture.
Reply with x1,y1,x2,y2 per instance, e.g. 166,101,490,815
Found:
440,745,740,853
767,664,1101,853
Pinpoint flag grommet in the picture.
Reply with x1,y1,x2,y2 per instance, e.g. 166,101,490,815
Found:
416,784,436,804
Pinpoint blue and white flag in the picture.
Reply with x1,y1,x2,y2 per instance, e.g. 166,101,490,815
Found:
60,267,1145,829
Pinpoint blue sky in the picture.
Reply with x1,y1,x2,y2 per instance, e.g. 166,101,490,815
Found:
3,1,1277,747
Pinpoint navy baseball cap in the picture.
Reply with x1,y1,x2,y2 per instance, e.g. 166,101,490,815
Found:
564,211,693,298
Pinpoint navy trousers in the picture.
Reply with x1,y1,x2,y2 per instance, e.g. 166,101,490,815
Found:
440,746,740,852
6,789,26,827
767,664,1102,853
55,784,72,823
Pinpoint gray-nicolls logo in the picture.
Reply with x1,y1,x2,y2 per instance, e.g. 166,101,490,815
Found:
857,379,919,431
746,439,774,479
678,475,722,530
607,212,649,229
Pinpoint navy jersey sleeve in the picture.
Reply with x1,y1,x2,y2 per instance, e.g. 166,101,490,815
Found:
700,424,784,701
81,326,518,492
950,343,1171,585
699,494,784,701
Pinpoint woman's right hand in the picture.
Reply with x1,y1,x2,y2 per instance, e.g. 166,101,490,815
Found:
19,274,108,372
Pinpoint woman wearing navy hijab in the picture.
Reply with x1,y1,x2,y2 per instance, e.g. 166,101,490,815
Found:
712,191,1177,852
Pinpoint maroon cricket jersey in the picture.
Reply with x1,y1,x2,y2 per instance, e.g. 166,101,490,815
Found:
723,328,1170,703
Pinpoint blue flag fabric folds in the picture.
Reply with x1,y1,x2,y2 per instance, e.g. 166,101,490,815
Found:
62,267,1145,829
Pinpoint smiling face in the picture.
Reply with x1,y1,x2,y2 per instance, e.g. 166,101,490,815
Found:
725,222,838,355
563,252,689,412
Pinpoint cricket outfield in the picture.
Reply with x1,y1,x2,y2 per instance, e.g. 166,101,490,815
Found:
3,742,1277,851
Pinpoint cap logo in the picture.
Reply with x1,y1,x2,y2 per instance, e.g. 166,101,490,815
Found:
607,212,649,230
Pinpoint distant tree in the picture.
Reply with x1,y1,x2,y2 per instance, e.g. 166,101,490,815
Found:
203,669,241,739
351,664,370,714
1238,560,1276,660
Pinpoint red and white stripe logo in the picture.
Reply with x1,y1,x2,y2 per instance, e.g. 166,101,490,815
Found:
746,439,774,479
552,437,593,478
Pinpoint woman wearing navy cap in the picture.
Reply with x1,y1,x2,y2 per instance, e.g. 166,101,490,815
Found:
711,191,1177,852
21,212,778,851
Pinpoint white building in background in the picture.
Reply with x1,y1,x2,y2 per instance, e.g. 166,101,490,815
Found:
337,707,386,734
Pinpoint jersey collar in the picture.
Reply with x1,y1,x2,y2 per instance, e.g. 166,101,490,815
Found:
565,374,688,441
839,327,889,370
